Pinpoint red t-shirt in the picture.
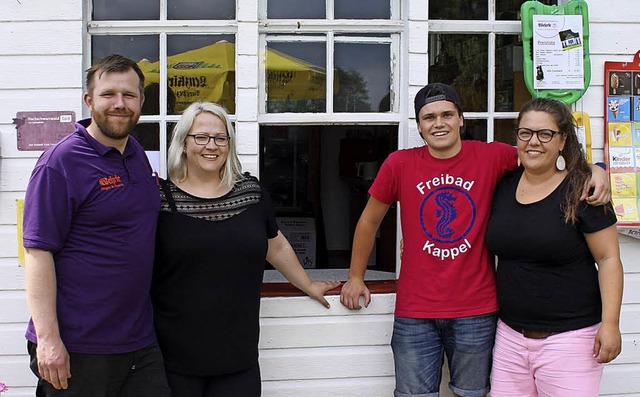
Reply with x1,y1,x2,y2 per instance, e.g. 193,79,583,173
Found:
369,140,517,318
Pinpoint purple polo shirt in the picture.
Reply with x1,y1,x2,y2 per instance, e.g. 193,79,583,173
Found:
23,119,161,354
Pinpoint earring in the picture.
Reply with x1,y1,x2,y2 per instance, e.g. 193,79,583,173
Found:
556,151,566,171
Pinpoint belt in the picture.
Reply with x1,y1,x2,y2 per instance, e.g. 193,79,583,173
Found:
519,329,561,339
505,322,561,339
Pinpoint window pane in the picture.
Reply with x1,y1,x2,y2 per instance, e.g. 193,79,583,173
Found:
428,34,488,112
93,35,161,118
92,35,159,63
142,36,237,115
494,119,518,145
168,0,235,20
166,122,177,175
260,125,398,271
335,0,390,19
262,127,310,210
496,0,558,20
495,35,531,112
266,42,327,113
267,0,325,19
463,119,487,141
334,43,391,113
168,122,177,148
429,0,487,20
92,0,159,20
132,122,160,151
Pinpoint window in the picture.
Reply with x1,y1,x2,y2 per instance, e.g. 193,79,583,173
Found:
87,0,402,275
267,0,391,20
258,0,401,273
428,0,560,21
427,0,564,143
265,41,327,113
92,0,235,20
260,2,400,115
88,1,238,175
260,125,398,272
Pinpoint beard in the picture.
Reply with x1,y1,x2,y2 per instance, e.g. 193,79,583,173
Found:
92,110,140,140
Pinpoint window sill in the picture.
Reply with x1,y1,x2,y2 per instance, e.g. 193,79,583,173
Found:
261,269,397,297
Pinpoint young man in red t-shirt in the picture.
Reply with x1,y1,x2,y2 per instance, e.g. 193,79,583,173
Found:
340,83,610,397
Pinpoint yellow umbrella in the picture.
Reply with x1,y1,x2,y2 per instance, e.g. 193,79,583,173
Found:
265,47,326,101
138,41,327,113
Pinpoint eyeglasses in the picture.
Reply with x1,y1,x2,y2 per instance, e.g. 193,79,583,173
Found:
514,127,562,143
187,134,230,146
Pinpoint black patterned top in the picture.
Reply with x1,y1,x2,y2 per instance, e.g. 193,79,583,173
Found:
159,175,262,221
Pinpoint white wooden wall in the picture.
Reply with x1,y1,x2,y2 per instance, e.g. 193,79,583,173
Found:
0,0,639,395
566,3,640,392
602,235,640,395
0,1,84,395
259,294,396,396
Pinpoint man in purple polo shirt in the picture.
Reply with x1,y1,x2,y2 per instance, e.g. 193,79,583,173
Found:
23,54,170,396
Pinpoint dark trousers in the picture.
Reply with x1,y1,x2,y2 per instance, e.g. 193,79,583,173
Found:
28,341,170,397
166,365,261,397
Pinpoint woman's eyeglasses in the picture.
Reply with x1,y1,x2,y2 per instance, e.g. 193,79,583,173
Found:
187,134,230,146
514,127,562,143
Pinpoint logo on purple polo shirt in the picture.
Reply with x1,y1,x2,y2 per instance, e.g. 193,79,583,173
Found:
99,175,124,191
420,186,476,244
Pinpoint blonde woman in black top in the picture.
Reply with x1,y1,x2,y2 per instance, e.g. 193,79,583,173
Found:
151,101,340,397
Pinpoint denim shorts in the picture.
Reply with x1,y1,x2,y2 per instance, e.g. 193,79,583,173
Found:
391,313,497,397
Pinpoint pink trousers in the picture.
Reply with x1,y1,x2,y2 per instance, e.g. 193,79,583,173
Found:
491,319,603,397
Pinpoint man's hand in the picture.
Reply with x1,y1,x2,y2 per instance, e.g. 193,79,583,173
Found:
37,337,71,390
340,278,371,310
24,248,70,389
582,165,611,205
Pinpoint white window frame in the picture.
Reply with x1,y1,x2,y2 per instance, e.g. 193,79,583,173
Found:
84,0,404,174
85,0,239,177
427,19,521,142
257,0,403,125
427,0,570,142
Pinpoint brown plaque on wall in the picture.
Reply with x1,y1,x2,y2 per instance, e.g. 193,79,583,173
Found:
14,111,76,151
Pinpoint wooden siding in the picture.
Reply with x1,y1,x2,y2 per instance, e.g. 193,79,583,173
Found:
0,0,639,395
259,294,396,396
0,0,84,394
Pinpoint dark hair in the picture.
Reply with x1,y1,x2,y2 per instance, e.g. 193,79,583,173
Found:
518,97,591,224
86,54,145,95
414,83,463,120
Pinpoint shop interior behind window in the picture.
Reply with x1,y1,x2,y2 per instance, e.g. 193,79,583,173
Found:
260,125,398,274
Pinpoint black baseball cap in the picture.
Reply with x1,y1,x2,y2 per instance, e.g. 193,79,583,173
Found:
414,83,463,120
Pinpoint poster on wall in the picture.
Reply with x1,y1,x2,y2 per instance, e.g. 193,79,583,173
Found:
13,111,76,151
276,217,317,268
604,50,640,232
532,14,584,90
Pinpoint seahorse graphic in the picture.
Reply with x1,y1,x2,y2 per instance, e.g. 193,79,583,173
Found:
435,191,456,238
